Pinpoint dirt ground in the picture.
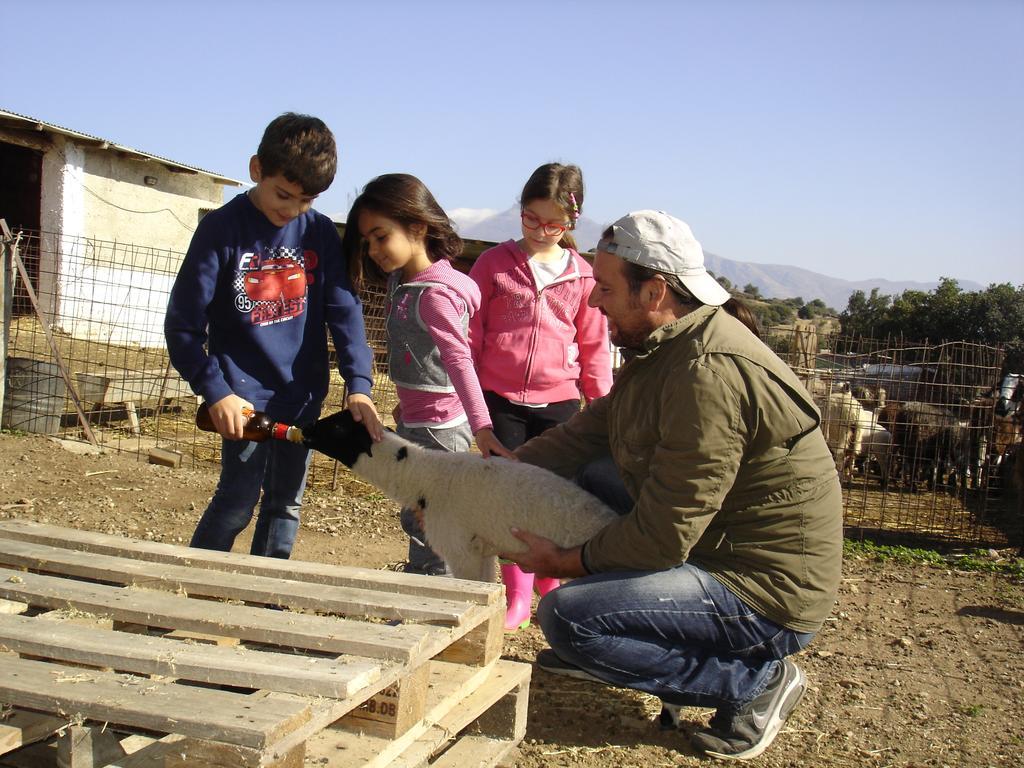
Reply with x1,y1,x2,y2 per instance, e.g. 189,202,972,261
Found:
1,432,1023,768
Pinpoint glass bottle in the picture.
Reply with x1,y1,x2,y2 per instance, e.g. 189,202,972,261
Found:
195,403,303,443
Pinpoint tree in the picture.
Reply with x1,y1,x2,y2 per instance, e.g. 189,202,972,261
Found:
743,283,761,298
838,281,1024,369
751,301,795,329
799,299,831,319
839,288,891,337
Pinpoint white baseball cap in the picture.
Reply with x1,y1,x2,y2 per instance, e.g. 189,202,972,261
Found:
597,210,731,307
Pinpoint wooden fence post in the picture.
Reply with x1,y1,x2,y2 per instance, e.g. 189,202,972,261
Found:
1,219,14,421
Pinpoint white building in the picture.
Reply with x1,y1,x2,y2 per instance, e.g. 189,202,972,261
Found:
0,109,243,346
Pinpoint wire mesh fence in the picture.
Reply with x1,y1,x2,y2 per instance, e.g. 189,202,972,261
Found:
1,228,400,496
2,228,1021,549
771,322,1020,549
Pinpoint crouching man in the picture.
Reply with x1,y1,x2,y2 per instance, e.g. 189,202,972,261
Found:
501,211,842,761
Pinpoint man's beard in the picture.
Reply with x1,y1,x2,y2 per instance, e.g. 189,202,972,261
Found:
608,298,654,351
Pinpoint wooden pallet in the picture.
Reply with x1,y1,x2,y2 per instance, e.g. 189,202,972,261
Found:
74,369,193,435
0,520,527,768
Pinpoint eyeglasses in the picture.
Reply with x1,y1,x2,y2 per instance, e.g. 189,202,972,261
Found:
521,210,571,237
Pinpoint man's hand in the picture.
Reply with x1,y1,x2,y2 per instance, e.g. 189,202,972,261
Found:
475,428,513,458
347,393,383,442
208,394,254,440
499,528,587,579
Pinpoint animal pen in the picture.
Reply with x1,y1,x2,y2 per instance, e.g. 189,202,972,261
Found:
2,226,1021,552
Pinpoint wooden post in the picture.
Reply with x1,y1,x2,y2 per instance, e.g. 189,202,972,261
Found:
0,219,13,420
56,725,127,768
343,661,431,739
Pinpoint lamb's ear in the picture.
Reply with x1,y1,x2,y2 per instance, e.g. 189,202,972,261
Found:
396,446,408,462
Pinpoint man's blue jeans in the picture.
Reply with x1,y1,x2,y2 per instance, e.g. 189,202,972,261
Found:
537,456,814,711
190,436,312,559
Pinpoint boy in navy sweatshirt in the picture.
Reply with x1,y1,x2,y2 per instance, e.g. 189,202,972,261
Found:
165,113,382,558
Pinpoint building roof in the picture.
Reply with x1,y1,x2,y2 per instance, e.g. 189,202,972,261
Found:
0,109,244,187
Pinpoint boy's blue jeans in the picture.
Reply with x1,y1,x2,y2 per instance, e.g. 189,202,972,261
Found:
537,455,814,711
190,436,312,559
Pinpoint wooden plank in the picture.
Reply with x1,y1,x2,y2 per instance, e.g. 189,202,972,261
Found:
0,537,473,626
0,614,383,699
0,566,435,662
163,629,239,646
428,735,518,768
147,447,182,468
387,663,530,768
0,600,26,616
74,369,191,408
124,402,141,436
0,521,500,607
163,738,304,768
0,709,70,756
0,656,310,750
56,724,127,768
303,660,527,768
436,609,504,667
460,669,530,744
343,661,430,739
429,661,530,746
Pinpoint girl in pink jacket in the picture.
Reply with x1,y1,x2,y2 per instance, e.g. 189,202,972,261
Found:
469,163,613,630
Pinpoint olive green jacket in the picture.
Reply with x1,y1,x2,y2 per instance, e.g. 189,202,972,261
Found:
515,305,843,632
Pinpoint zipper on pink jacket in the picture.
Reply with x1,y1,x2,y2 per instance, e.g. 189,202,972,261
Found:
519,260,581,400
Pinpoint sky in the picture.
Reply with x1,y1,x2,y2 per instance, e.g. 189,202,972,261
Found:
3,0,1022,286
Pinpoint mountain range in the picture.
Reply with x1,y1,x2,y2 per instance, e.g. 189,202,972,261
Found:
447,207,983,311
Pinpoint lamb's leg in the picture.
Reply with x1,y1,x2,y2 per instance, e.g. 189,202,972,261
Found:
423,519,489,582
447,551,500,583
477,554,499,583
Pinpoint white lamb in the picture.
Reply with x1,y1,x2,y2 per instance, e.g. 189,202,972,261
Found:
297,410,620,582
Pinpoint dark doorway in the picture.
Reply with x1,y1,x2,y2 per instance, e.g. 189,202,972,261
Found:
0,142,42,231
0,142,44,316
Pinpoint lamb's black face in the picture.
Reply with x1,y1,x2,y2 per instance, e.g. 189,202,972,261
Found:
302,409,374,467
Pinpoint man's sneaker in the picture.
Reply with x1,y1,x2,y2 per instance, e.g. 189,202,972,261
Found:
688,659,806,761
535,649,606,684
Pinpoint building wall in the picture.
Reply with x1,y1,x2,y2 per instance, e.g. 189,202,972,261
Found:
29,135,234,347
80,147,223,261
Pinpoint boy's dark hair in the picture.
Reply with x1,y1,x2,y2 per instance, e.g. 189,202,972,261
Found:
257,113,337,195
343,173,463,290
520,162,584,251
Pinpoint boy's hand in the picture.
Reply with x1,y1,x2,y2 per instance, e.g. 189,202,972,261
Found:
475,428,513,459
347,393,383,442
208,394,255,440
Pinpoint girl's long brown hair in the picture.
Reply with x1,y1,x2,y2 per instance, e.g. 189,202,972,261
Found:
343,173,462,290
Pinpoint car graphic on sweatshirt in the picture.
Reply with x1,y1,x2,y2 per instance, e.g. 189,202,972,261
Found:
243,258,307,302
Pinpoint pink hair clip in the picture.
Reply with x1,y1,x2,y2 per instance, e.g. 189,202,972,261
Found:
569,192,581,221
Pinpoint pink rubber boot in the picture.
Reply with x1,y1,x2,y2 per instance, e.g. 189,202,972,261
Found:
534,576,561,597
501,563,534,631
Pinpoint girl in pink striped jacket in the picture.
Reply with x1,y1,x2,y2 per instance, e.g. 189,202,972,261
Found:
344,173,511,576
